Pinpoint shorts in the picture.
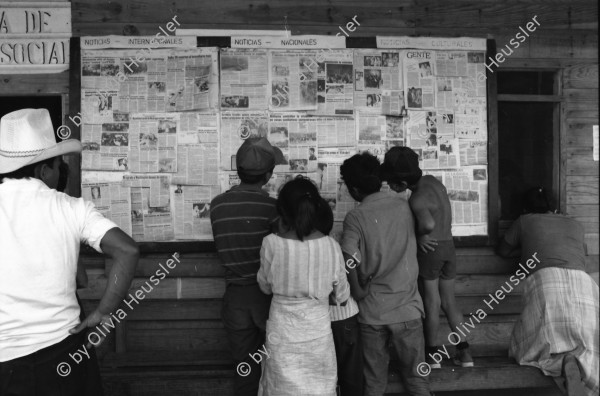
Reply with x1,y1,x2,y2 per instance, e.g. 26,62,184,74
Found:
417,239,457,280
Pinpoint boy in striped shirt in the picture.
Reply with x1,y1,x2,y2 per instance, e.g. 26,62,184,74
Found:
210,137,285,396
317,198,364,395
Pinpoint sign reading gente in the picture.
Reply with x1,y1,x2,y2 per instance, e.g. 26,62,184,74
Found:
0,2,71,73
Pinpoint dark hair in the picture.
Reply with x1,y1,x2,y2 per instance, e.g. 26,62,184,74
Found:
277,176,323,241
237,168,273,184
0,157,57,182
522,187,553,214
380,146,422,187
340,153,382,195
315,198,334,235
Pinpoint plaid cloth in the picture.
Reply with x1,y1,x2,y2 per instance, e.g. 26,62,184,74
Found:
509,267,599,396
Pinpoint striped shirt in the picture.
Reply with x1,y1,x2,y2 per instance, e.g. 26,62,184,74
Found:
329,296,359,322
210,184,278,285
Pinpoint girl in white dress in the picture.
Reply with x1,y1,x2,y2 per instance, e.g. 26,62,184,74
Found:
257,177,350,396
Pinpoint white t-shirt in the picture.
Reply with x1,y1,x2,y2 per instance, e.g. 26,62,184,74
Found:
0,178,117,362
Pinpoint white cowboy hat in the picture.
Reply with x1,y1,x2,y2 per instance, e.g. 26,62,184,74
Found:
0,108,82,174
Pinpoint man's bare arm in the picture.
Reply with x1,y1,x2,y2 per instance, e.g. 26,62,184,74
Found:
343,252,371,301
70,228,139,346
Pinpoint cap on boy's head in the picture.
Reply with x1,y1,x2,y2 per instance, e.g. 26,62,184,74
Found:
236,137,285,175
381,146,423,185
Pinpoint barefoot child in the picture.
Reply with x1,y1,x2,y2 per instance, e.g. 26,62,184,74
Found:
381,147,474,369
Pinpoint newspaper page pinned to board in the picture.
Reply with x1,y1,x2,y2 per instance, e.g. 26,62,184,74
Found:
314,115,356,148
316,147,358,220
353,49,403,113
426,167,488,236
122,174,171,207
434,51,468,77
128,113,178,173
220,48,269,110
269,50,318,111
81,48,219,112
81,121,130,171
459,140,487,166
407,111,459,169
404,50,435,110
454,96,487,139
172,185,220,240
268,113,318,173
466,51,487,98
356,112,387,160
81,171,132,236
129,186,175,241
219,111,269,171
310,49,355,115
264,172,319,198
173,112,219,185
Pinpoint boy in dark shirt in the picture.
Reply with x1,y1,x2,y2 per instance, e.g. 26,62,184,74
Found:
381,147,473,369
209,137,285,396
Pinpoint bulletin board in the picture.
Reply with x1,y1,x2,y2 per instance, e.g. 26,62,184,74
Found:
78,35,489,242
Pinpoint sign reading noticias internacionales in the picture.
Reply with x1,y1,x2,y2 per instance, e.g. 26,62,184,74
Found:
0,1,71,73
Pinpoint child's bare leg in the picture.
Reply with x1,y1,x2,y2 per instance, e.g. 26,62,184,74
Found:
440,278,474,366
421,278,441,347
439,278,463,335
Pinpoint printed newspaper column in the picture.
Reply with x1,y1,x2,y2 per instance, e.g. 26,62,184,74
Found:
173,112,219,185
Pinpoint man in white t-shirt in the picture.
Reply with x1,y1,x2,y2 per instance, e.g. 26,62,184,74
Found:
0,109,139,396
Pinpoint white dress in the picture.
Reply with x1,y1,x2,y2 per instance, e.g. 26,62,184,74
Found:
257,234,350,396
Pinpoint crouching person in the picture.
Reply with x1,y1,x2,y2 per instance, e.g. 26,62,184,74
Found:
0,109,139,396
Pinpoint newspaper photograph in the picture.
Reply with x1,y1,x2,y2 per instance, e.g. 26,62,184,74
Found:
127,113,178,173
173,112,219,186
81,122,129,171
268,113,318,172
81,171,132,236
426,167,488,236
220,111,269,171
310,49,354,115
459,140,488,166
404,50,435,110
353,49,403,113
434,51,468,77
220,48,269,110
269,50,318,111
172,185,220,240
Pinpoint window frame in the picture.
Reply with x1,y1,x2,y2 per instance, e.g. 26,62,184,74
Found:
493,65,564,238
